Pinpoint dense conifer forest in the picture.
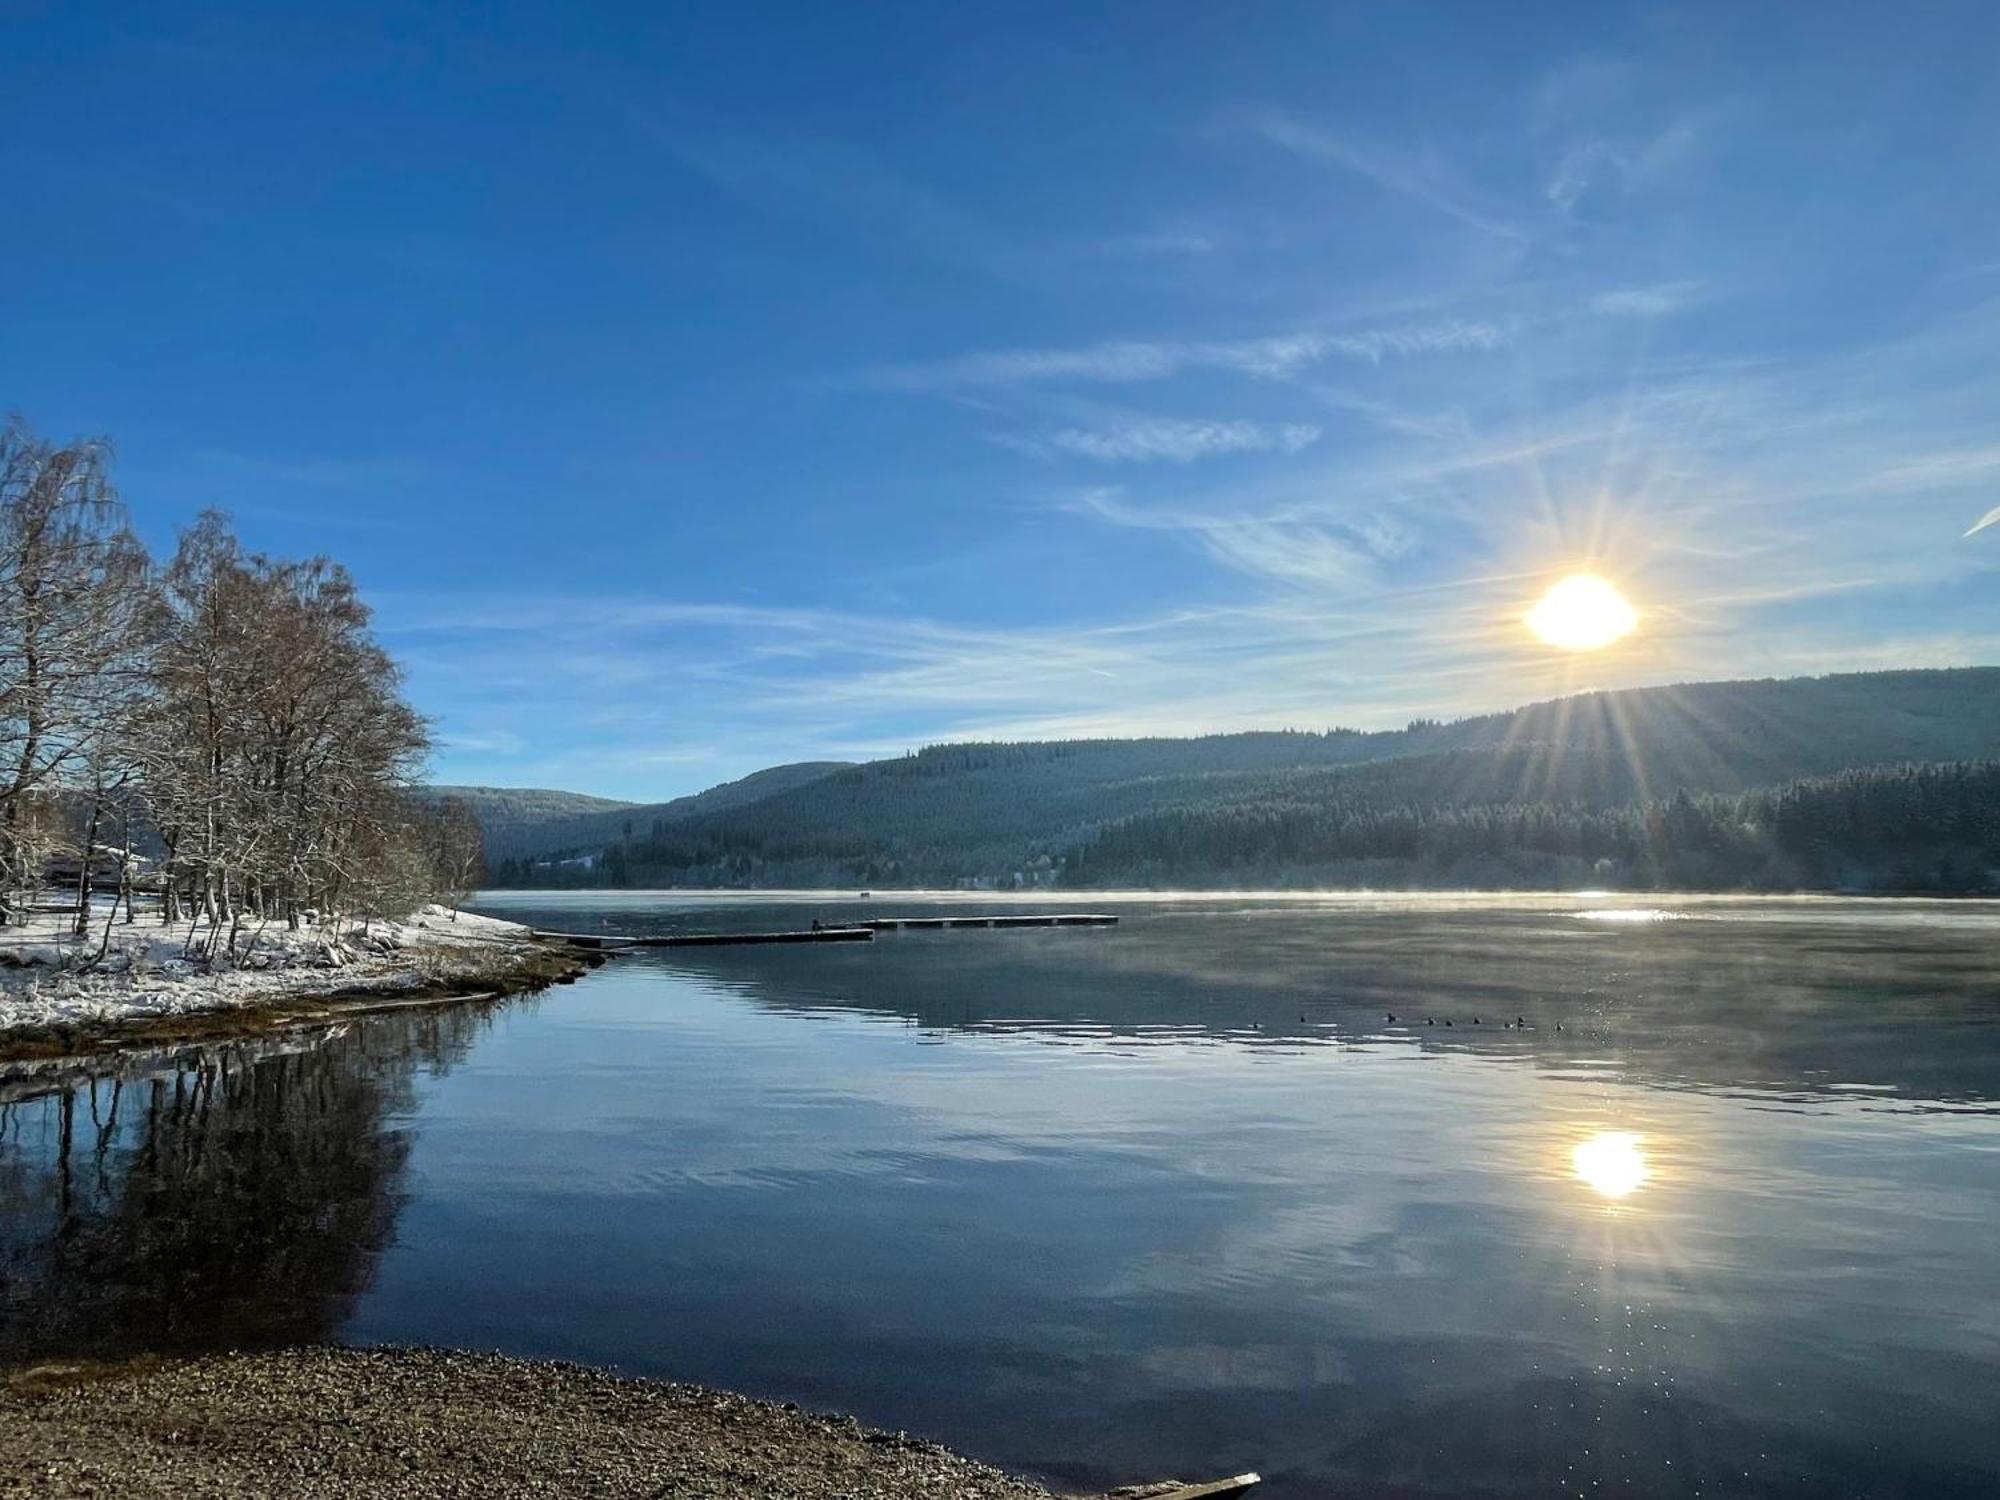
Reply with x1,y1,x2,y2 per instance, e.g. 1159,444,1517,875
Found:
480,668,2000,894
1066,761,2000,892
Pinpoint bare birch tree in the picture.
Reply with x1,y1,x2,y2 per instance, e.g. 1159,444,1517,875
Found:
2,423,454,958
421,796,483,916
0,420,152,925
144,512,432,950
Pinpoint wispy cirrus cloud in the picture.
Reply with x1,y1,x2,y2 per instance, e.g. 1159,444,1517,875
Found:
1865,446,2000,493
1545,139,1620,213
391,585,1599,790
403,307,2000,796
1193,516,1419,590
445,60,1996,798
1244,110,1528,241
851,320,1505,392
1242,95,1720,251
400,537,1998,802
1307,387,1473,442
645,117,1028,279
1050,297,2000,622
1591,280,1705,317
1070,227,1223,258
1543,110,1717,219
433,729,527,756
1070,490,1419,589
1004,418,1323,465
642,116,1257,281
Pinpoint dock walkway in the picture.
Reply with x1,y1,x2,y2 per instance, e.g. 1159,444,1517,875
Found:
534,927,874,950
533,913,1118,950
858,913,1117,930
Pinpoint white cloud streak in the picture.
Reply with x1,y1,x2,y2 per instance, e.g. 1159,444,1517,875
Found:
1016,419,1323,465
1591,281,1705,317
1245,111,1528,241
854,320,1505,392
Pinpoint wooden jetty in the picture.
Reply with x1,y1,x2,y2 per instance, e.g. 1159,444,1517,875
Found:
534,927,874,950
859,913,1118,931
531,913,1115,952
650,927,875,947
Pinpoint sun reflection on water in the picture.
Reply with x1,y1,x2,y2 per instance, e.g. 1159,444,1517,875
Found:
1573,1131,1649,1199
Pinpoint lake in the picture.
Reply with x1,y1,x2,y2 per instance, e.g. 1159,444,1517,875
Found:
5,891,1998,1498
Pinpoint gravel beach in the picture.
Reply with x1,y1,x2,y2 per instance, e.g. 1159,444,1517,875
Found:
0,1346,1074,1499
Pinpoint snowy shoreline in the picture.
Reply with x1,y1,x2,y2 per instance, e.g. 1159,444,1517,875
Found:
0,904,578,1046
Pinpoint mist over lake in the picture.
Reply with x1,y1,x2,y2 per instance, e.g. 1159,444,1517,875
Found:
7,891,1997,1499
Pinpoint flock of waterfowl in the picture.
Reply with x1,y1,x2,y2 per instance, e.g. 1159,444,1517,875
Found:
1248,1012,1565,1032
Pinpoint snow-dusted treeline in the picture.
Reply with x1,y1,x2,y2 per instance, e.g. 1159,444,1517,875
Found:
0,418,480,961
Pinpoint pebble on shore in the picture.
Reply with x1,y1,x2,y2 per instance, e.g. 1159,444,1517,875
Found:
1,1346,1072,1500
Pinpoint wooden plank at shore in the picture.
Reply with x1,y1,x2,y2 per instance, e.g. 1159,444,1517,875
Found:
1144,1475,1261,1500
326,990,504,1016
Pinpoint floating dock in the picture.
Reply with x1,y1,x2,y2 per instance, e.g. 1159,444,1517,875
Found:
535,927,874,950
532,913,1116,952
859,913,1118,930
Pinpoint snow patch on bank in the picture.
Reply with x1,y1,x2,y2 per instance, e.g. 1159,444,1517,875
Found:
0,905,540,1033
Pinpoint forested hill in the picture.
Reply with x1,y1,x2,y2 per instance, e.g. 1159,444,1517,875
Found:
481,668,2000,891
437,761,851,861
414,786,639,862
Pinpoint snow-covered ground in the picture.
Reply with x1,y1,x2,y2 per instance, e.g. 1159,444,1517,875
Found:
0,902,544,1035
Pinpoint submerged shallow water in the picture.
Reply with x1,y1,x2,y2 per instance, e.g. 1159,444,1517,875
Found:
4,891,1998,1498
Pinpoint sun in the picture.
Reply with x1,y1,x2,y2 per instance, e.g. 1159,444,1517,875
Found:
1527,574,1639,651
1572,1131,1648,1199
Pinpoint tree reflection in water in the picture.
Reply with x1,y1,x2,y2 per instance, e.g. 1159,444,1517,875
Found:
0,1005,496,1362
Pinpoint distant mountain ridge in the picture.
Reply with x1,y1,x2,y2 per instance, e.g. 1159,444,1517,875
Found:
415,785,639,862
432,761,852,861
463,667,2000,888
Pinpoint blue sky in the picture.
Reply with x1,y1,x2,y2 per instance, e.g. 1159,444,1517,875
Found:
6,1,1997,799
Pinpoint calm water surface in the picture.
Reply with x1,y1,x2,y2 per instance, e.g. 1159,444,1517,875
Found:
5,891,1998,1498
